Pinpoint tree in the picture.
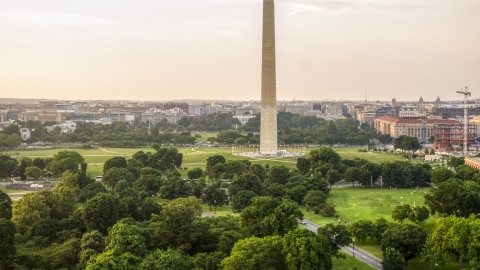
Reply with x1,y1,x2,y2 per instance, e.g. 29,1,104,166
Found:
317,223,352,258
344,167,361,187
431,167,454,184
240,196,303,237
0,218,16,269
50,185,77,220
79,230,105,268
303,190,327,213
425,178,480,217
325,169,340,188
49,151,85,176
84,193,119,235
229,173,263,198
139,249,193,270
381,224,427,266
32,157,46,169
140,197,162,221
382,247,404,270
187,168,203,179
282,228,333,270
296,158,311,174
202,185,225,211
78,182,108,203
150,197,202,251
348,220,376,243
12,192,50,233
309,148,341,170
134,174,161,196
103,156,127,174
103,167,135,189
105,219,147,257
391,204,413,223
268,166,290,185
0,190,12,220
231,190,257,213
409,205,429,223
86,250,141,270
221,236,286,270
248,164,267,182
159,172,190,200
423,215,480,269
447,156,465,169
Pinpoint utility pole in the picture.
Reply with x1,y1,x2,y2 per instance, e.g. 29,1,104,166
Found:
456,87,471,157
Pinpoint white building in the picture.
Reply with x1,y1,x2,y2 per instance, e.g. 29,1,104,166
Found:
399,106,428,117
142,107,187,124
20,128,31,140
46,121,76,134
233,115,256,124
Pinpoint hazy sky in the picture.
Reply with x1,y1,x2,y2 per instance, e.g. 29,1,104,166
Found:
1,0,479,102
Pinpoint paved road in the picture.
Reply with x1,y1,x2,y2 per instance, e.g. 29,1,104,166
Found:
303,219,383,270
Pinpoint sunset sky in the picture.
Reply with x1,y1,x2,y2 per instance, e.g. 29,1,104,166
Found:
1,0,479,101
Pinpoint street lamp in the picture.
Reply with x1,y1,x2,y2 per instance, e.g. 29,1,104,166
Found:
352,239,356,258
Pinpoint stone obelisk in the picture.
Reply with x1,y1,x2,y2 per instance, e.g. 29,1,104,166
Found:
260,0,277,155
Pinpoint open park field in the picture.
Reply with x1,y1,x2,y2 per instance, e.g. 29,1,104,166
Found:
2,145,422,179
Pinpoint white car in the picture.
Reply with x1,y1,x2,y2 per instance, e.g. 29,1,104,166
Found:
300,220,307,225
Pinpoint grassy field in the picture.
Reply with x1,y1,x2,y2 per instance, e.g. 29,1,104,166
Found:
3,145,426,181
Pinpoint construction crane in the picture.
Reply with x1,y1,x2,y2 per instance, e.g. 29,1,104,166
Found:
456,87,471,156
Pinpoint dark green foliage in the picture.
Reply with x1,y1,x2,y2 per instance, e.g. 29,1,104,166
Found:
248,164,267,182
202,185,225,210
296,157,311,174
114,179,131,195
317,223,352,258
240,196,303,237
268,166,290,185
431,166,455,184
140,197,162,221
84,193,119,235
103,167,135,189
0,189,12,219
381,224,427,265
78,182,108,203
382,247,405,270
282,229,333,270
49,151,85,176
425,178,480,217
134,174,161,196
348,220,376,243
159,172,189,200
188,167,203,179
103,156,127,174
0,218,16,269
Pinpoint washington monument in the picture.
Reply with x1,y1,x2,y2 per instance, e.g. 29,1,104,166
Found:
260,0,277,155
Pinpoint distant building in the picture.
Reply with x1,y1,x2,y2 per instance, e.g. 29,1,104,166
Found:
46,121,76,134
233,114,256,124
20,128,31,140
142,107,187,124
164,102,189,114
374,116,460,140
108,112,135,123
399,106,428,117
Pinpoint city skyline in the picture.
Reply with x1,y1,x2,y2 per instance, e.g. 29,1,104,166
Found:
1,0,479,101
